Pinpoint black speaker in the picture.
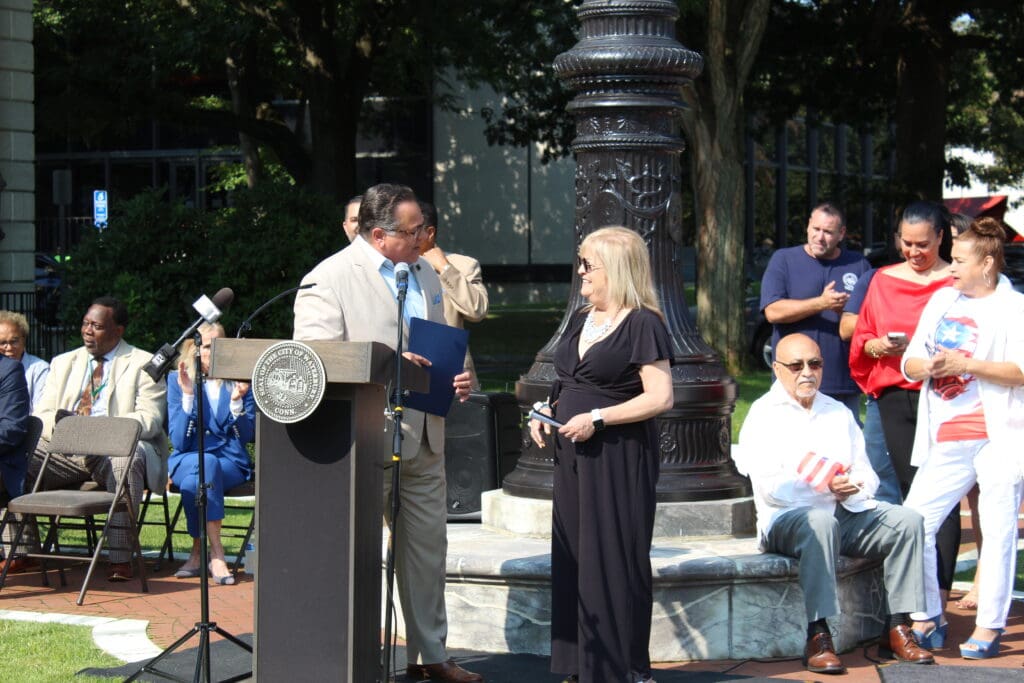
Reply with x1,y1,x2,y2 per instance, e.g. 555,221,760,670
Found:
444,391,522,519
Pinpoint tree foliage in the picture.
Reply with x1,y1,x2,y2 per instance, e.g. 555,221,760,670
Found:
34,0,581,201
59,182,342,351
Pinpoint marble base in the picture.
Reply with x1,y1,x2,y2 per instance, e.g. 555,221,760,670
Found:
481,490,756,538
385,524,886,661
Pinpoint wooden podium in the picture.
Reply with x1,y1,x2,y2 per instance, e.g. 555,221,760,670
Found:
209,338,428,682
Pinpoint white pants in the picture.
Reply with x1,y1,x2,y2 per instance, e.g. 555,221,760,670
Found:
904,439,1023,629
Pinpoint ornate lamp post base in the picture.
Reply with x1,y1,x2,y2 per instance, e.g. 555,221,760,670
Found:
503,0,751,504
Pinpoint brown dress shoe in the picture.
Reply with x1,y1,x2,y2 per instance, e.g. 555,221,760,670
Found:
107,562,134,582
406,659,484,682
4,556,39,574
881,624,935,664
803,631,846,674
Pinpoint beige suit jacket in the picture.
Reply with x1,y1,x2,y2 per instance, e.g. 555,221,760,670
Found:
437,252,488,386
34,341,169,483
293,238,448,458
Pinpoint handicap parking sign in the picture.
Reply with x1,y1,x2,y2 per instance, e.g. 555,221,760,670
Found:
93,190,108,229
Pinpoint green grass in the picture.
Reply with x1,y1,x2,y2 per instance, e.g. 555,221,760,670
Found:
41,493,254,558
954,548,1024,592
0,620,122,682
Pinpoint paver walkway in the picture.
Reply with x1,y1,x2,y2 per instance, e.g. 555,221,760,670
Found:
1,506,1022,682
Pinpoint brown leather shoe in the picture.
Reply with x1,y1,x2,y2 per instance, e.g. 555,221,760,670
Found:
803,631,846,674
4,556,39,574
107,562,134,582
880,624,935,664
406,659,484,682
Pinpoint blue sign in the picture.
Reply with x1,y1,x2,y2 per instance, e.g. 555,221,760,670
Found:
93,190,108,228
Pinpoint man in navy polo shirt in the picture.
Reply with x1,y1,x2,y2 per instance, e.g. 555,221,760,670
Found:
760,202,870,419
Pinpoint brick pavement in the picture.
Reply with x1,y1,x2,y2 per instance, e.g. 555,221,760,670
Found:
0,504,1022,682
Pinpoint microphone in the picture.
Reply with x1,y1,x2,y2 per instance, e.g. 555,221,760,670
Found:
144,288,234,382
395,262,410,298
236,282,315,338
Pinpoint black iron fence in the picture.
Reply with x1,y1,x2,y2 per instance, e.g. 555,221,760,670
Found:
0,291,71,361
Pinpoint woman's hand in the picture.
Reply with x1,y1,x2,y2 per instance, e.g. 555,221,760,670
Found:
177,361,194,395
558,413,596,444
925,348,969,377
232,381,250,401
872,335,908,357
528,406,553,448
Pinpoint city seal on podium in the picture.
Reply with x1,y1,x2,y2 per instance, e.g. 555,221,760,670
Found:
252,341,326,424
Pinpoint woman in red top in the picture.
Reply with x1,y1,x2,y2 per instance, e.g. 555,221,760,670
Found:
849,200,956,648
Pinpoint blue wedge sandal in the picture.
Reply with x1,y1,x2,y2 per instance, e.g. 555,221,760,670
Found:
960,629,1003,660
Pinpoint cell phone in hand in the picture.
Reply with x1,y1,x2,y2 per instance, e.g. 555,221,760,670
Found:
887,332,907,343
529,410,564,428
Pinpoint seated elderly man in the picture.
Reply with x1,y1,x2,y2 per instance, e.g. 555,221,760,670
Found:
28,296,167,582
734,333,933,674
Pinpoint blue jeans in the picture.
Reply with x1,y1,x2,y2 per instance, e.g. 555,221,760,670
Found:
864,396,901,505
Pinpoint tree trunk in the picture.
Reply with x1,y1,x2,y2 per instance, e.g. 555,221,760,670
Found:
690,127,747,373
679,0,770,374
894,1,954,200
226,43,263,188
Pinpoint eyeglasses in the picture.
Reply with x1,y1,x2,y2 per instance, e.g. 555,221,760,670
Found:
81,320,107,332
577,256,603,273
387,225,424,239
0,338,22,347
774,358,824,373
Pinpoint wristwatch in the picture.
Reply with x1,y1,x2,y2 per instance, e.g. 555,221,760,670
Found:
590,408,605,431
533,400,549,412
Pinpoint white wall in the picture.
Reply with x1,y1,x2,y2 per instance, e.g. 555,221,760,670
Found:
0,0,34,292
433,81,576,305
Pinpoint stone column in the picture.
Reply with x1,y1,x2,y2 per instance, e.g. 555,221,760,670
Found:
504,0,750,503
0,0,35,296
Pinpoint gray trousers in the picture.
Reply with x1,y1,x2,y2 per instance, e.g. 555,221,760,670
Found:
766,502,926,623
6,437,146,564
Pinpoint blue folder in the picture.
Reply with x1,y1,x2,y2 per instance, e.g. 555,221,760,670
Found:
404,317,469,417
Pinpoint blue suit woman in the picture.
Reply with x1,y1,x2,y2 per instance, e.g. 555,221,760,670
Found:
168,323,255,585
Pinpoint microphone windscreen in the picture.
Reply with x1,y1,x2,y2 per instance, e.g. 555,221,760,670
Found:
395,263,410,282
212,287,235,309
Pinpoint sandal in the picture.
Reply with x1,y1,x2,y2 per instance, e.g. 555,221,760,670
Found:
960,629,1003,660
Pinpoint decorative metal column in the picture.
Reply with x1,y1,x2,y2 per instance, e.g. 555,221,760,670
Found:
504,0,750,502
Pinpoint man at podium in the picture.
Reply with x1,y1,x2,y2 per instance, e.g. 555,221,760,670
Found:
293,183,482,683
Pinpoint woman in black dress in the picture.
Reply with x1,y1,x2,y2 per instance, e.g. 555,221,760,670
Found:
529,227,674,683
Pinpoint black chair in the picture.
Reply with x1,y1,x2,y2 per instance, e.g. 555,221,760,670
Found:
0,415,146,605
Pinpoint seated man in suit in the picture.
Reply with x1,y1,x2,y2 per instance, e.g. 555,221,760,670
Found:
29,296,168,582
734,333,933,674
0,354,31,570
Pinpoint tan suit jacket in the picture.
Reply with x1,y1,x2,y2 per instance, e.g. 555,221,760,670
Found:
292,238,448,458
437,252,488,386
34,341,169,486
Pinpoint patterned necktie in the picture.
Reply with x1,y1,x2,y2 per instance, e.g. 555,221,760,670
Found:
77,357,105,415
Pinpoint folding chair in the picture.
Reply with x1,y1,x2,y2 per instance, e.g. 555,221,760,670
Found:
0,415,146,605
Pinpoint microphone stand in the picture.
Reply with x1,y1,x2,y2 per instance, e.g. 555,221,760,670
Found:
235,283,315,338
381,277,408,683
126,332,252,683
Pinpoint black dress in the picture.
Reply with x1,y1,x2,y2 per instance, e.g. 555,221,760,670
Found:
549,307,673,683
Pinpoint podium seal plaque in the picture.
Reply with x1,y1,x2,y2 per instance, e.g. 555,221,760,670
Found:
252,341,326,424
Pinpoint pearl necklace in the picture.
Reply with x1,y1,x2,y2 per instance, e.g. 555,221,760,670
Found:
581,310,616,344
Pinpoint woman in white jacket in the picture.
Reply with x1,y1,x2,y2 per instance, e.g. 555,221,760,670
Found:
902,217,1024,660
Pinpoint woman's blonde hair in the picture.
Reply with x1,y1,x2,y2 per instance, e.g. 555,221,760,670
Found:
579,226,662,317
179,322,225,382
